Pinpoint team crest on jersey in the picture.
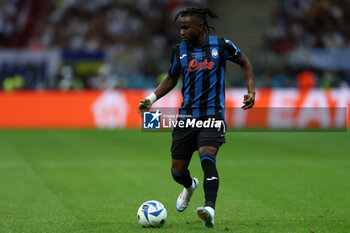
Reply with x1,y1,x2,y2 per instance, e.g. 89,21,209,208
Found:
211,48,218,58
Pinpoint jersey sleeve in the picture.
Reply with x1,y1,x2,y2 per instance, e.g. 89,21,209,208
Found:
168,46,181,76
224,38,242,63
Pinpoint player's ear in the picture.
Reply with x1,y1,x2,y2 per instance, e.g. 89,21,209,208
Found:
197,22,204,32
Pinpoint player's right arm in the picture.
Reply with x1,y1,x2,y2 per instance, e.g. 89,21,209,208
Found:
138,46,181,116
137,74,180,116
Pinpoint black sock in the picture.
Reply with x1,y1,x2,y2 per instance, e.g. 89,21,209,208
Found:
171,169,192,189
200,153,219,209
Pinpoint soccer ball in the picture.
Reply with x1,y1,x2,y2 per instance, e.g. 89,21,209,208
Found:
137,200,167,228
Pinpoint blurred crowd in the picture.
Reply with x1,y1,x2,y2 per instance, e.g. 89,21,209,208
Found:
1,0,206,49
260,0,350,88
0,0,206,90
266,0,350,54
1,0,350,90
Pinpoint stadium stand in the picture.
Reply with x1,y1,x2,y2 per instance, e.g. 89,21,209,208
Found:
262,0,350,88
0,0,208,90
0,0,349,90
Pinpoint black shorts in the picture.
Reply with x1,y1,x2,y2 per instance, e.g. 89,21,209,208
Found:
171,118,226,159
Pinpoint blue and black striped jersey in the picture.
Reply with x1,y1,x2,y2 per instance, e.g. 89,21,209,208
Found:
168,35,242,119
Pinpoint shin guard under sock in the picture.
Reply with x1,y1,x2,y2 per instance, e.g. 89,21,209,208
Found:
171,169,192,189
200,153,219,209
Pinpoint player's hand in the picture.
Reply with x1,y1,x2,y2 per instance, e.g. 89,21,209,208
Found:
241,92,255,110
137,99,152,116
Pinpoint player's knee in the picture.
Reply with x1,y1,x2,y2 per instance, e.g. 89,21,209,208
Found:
171,169,188,184
171,165,184,174
200,153,219,180
171,159,188,174
200,152,216,165
198,146,218,157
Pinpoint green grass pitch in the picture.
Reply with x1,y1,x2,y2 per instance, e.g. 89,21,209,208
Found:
0,129,349,233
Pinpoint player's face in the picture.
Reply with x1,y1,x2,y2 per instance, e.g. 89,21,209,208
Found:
176,16,202,44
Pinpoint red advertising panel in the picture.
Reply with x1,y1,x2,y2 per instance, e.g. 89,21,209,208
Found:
0,89,349,129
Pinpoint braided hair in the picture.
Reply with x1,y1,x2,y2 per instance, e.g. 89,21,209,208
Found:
174,7,219,33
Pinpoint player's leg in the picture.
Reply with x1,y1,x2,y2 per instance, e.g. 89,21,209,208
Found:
196,121,225,228
171,158,192,188
196,146,218,228
171,127,199,212
198,146,219,210
171,158,199,212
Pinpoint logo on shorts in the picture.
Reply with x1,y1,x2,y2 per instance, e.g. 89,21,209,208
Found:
143,110,161,129
206,177,218,181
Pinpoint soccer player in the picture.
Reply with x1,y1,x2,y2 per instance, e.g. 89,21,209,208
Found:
138,7,255,228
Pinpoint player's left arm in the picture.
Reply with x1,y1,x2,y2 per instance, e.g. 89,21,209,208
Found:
237,53,256,110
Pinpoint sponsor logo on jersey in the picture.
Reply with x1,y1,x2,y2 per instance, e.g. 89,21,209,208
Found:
187,59,214,72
